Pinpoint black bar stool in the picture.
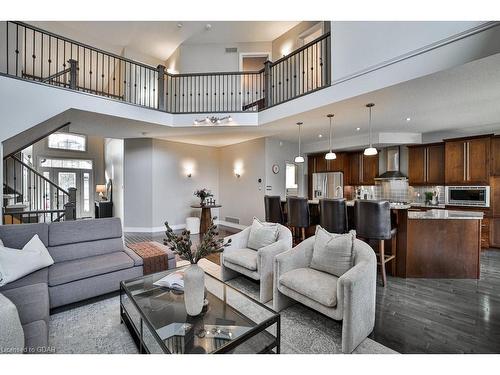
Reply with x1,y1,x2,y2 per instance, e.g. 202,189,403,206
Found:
287,196,310,243
319,198,348,234
264,195,285,224
354,200,397,287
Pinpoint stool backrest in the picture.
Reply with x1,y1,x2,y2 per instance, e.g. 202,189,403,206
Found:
264,195,284,224
319,198,348,234
287,196,310,228
354,200,392,240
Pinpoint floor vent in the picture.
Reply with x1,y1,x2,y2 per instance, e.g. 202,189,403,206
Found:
225,216,240,224
225,47,238,53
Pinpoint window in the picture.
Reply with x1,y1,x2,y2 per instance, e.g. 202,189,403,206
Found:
40,158,93,170
48,132,86,151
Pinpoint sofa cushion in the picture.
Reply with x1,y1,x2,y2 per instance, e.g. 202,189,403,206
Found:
310,227,355,277
0,283,49,325
247,218,278,250
279,267,338,307
0,293,25,353
0,235,54,287
48,238,125,263
48,218,122,247
48,251,134,286
0,268,48,293
0,223,49,249
223,248,258,271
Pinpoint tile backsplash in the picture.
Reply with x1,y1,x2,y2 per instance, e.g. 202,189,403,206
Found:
345,180,444,204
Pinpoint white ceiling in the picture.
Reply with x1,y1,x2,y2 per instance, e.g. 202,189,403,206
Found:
66,52,500,148
29,21,299,63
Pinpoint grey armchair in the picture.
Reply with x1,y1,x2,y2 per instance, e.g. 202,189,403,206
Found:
273,236,377,353
221,223,292,303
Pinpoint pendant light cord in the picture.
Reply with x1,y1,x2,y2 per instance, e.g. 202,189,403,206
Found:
298,123,301,156
368,105,372,146
329,116,333,152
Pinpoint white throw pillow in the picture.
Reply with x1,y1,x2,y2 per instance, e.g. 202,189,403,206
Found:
247,217,279,250
310,226,355,277
0,235,54,287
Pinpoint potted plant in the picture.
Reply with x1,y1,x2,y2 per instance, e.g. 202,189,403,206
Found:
163,219,231,316
194,188,213,206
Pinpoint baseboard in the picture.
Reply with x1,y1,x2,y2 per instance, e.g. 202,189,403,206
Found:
124,224,185,233
215,220,248,231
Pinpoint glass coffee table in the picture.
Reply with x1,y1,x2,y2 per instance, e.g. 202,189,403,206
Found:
120,265,280,354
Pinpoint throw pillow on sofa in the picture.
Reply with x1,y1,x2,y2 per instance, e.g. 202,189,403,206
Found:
310,226,355,277
247,217,279,250
0,234,54,287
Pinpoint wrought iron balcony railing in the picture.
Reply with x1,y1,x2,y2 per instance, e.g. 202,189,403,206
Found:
1,21,331,114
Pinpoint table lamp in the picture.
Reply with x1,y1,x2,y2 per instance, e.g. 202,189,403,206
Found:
96,184,107,200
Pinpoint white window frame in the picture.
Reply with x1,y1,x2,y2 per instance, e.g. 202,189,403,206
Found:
47,132,88,152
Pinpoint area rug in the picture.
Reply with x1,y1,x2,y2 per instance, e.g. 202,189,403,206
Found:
49,259,397,354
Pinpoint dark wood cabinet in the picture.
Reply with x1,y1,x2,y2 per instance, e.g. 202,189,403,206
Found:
347,152,378,185
490,136,500,176
408,143,445,185
445,136,490,185
95,201,113,218
491,218,500,248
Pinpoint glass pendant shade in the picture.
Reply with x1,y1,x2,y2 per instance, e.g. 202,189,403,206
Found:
325,152,336,160
363,147,378,156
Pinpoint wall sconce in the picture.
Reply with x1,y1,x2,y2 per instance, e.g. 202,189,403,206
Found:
184,163,194,178
234,161,243,178
235,171,241,178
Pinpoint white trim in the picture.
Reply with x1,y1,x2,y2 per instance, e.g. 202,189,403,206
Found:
215,219,248,231
124,223,185,233
238,52,271,72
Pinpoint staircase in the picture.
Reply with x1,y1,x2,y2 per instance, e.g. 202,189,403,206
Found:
3,154,76,224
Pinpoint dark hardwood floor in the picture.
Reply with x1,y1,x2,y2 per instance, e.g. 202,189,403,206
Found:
124,229,500,354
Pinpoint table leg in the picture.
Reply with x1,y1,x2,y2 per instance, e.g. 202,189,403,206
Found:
200,207,212,234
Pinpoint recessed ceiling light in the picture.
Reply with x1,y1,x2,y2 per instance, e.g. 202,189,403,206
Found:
318,134,323,138
356,127,361,131
406,117,411,122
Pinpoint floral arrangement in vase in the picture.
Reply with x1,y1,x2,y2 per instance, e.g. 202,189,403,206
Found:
163,219,231,315
194,188,213,206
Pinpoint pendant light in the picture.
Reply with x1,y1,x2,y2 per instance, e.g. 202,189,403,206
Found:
294,122,304,163
364,103,378,156
325,114,336,160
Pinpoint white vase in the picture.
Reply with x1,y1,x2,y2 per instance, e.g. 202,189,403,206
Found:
184,264,205,316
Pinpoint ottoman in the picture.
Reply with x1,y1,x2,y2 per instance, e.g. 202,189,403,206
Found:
127,242,177,275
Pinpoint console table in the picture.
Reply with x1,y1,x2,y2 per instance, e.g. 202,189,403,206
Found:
95,201,113,218
190,204,222,234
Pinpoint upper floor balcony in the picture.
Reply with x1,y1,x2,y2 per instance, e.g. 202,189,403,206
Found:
0,21,331,116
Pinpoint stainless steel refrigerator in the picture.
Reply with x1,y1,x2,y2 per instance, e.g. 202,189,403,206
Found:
312,172,344,199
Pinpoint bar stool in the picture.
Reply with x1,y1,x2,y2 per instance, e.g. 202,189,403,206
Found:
319,198,348,234
287,196,310,244
354,200,397,287
264,195,285,224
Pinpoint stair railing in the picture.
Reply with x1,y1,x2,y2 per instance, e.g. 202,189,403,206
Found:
3,155,76,224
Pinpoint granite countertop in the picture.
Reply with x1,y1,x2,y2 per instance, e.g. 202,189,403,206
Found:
408,209,484,220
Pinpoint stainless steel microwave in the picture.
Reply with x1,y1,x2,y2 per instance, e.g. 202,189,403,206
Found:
445,186,490,207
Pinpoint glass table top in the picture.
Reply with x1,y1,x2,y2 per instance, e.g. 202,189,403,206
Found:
121,265,278,354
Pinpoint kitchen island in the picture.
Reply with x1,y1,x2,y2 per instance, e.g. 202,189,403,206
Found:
396,209,484,279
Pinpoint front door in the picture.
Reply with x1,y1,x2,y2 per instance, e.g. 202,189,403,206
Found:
53,168,93,218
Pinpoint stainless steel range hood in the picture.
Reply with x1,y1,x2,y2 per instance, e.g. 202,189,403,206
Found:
374,146,408,181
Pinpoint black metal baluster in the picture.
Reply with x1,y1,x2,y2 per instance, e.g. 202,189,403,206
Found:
31,28,35,80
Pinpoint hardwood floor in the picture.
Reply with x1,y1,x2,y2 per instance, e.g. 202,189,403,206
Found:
371,249,500,353
124,228,500,354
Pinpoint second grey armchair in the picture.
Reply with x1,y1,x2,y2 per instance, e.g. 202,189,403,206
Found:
273,235,377,353
221,222,292,303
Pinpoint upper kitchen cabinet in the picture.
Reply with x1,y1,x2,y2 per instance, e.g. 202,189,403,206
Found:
348,152,379,185
491,136,500,176
445,136,491,185
408,143,445,185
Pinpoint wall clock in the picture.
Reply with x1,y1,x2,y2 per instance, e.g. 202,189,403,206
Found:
272,164,280,174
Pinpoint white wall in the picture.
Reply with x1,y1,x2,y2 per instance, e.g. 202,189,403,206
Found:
330,21,485,82
167,42,272,73
123,138,153,229
218,138,266,226
104,138,124,222
264,138,298,198
151,139,220,230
